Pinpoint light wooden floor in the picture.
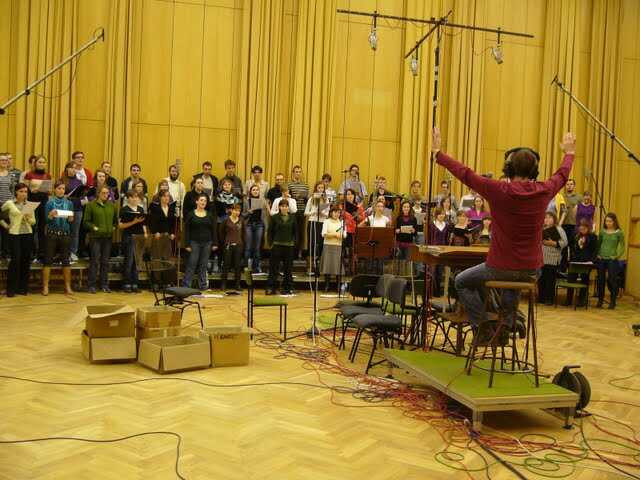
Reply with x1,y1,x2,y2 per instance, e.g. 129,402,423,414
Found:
0,287,639,479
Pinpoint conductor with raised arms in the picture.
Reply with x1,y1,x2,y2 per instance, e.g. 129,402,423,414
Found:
430,127,577,328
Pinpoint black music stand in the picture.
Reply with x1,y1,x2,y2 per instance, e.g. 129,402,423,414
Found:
354,226,395,274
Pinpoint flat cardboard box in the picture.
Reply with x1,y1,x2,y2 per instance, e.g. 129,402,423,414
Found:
136,306,181,328
85,305,136,338
81,330,136,363
138,336,211,373
200,326,250,367
136,325,182,344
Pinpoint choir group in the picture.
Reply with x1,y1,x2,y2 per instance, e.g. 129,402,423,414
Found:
0,152,625,306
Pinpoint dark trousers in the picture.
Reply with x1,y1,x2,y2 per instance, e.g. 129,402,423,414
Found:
7,233,33,295
596,259,619,300
44,234,71,266
0,227,10,257
538,264,558,304
561,225,575,271
121,234,139,287
34,203,46,259
88,237,112,289
222,243,243,285
267,244,294,291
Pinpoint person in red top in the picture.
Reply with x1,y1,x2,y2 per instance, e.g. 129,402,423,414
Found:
431,128,576,326
24,155,53,260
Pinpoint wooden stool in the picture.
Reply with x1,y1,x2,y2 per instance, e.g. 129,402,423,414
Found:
465,280,539,388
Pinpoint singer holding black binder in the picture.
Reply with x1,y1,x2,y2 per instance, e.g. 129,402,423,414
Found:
431,127,576,328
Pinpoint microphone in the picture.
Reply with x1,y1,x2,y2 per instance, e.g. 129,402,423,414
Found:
551,74,558,85
340,169,350,173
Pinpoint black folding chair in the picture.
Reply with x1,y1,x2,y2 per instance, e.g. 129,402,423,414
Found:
144,254,204,329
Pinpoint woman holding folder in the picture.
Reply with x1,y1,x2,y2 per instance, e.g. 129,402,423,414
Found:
42,180,74,295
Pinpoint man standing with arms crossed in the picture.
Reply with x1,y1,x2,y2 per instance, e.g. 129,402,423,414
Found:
431,127,577,330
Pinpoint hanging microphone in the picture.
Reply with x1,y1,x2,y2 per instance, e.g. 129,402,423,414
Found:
551,74,558,86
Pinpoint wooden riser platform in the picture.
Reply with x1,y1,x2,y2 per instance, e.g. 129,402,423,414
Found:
385,349,579,431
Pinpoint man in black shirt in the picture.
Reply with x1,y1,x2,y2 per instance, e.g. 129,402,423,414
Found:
266,172,286,209
120,164,148,201
219,159,243,198
192,161,218,201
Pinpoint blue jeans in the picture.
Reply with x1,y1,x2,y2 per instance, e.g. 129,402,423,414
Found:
121,234,139,288
244,221,264,270
70,209,83,255
454,262,538,326
183,241,212,290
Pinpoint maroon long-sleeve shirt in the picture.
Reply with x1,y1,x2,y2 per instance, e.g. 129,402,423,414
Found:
436,151,574,270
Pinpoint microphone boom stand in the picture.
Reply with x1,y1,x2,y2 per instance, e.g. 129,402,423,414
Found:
0,28,105,114
552,77,639,166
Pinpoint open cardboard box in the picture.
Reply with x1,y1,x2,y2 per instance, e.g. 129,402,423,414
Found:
138,336,211,373
200,326,249,367
136,325,182,344
81,330,136,363
85,305,136,338
136,306,181,328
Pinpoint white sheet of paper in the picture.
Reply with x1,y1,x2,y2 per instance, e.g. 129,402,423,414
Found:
21,201,40,216
55,210,74,218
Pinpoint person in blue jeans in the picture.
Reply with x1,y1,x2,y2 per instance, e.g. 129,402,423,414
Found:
118,190,147,293
431,127,577,332
183,193,218,290
243,184,265,273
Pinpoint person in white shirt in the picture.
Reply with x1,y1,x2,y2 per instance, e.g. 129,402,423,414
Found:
322,173,337,204
270,185,298,216
359,200,391,228
244,165,269,198
459,188,477,212
305,181,330,272
164,164,186,217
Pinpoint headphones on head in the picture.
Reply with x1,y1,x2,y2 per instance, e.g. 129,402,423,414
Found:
502,147,540,180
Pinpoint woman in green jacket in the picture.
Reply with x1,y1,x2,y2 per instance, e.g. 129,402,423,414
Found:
596,213,625,309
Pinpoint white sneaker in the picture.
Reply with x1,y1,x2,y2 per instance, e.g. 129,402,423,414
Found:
70,253,79,262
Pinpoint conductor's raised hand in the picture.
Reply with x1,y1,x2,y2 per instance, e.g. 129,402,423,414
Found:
431,127,442,154
560,132,576,155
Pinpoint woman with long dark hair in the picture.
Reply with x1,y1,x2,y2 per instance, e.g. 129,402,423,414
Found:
596,212,625,309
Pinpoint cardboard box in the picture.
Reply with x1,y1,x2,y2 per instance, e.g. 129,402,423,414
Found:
138,336,211,373
136,325,182,344
81,330,136,363
136,306,181,328
85,305,136,338
200,326,250,367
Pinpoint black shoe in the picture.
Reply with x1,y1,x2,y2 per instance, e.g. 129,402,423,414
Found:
132,286,140,293
596,300,604,308
102,287,112,293
608,299,616,310
265,289,276,295
7,292,15,298
282,290,294,296
89,287,97,294
122,285,132,293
